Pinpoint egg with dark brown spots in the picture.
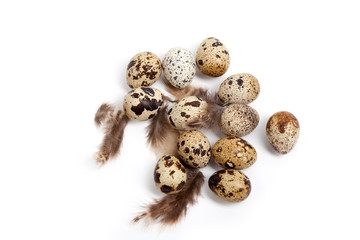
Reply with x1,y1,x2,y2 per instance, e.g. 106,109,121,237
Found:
219,104,259,137
196,37,230,77
266,111,300,154
126,52,162,88
212,136,257,169
218,73,260,104
154,155,187,194
168,96,208,130
123,87,163,121
177,130,211,168
208,169,251,202
162,47,196,89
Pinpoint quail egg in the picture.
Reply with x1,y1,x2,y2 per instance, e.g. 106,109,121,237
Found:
208,169,251,202
266,111,300,154
219,103,259,137
123,87,163,121
196,37,230,77
162,47,196,89
126,52,162,88
212,136,257,169
218,73,260,104
168,96,208,130
154,155,187,194
177,130,211,168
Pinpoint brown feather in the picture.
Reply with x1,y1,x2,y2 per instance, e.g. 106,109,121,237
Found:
133,168,204,225
94,103,114,127
146,105,180,157
95,104,130,166
165,82,205,101
162,94,177,103
186,102,224,130
166,83,224,106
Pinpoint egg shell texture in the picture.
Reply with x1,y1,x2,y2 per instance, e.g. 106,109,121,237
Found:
168,96,208,131
220,104,259,137
154,155,187,194
123,87,163,121
162,47,196,89
196,37,230,77
218,73,260,104
126,52,162,88
212,136,257,169
177,130,211,168
266,111,300,154
208,169,251,202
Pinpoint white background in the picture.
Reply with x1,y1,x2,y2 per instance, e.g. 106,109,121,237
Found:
1,0,359,239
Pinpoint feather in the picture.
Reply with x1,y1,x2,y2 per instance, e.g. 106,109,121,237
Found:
94,103,114,127
133,168,204,226
162,94,177,103
186,102,224,130
146,104,180,157
94,103,130,166
166,82,224,106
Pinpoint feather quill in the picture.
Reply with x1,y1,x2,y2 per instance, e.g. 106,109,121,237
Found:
94,103,130,166
133,168,204,225
146,104,180,157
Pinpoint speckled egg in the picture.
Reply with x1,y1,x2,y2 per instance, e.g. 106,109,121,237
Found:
168,96,208,130
162,47,196,89
212,136,257,169
266,111,300,154
176,130,211,168
196,37,230,77
123,87,163,121
218,73,260,104
208,169,251,202
220,104,259,137
154,155,187,194
126,52,162,88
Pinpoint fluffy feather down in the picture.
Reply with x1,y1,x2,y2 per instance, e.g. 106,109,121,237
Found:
94,103,129,166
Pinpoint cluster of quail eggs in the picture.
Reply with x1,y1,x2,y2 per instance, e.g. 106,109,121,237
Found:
123,37,300,203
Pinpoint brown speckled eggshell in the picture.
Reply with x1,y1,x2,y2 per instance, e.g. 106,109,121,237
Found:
218,73,260,104
154,155,187,194
168,96,208,130
220,104,259,137
212,136,257,169
126,52,162,88
176,130,211,168
266,111,300,154
123,87,163,121
196,37,230,77
208,169,251,202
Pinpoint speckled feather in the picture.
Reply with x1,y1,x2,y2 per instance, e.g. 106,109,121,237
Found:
133,168,204,226
94,103,130,166
186,102,223,130
146,104,180,156
166,83,224,106
94,103,113,126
